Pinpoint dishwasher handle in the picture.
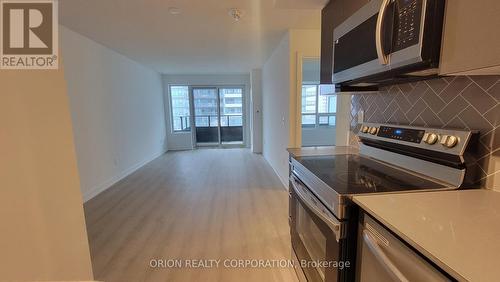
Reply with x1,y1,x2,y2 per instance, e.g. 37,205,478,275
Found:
363,230,410,282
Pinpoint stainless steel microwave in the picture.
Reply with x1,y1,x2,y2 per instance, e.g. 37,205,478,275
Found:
332,0,445,87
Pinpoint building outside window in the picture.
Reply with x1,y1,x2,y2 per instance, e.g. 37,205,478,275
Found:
170,86,244,132
170,86,191,132
193,88,219,127
219,88,243,127
301,84,336,128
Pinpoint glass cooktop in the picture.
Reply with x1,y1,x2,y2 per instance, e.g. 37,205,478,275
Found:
293,154,447,195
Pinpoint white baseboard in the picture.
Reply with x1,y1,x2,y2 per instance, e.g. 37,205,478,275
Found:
167,144,193,151
276,169,289,191
262,154,288,190
82,149,167,202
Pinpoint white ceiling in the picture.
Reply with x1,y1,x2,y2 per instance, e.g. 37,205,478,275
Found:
59,0,327,74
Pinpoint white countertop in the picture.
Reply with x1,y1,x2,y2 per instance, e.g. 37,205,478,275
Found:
354,190,500,282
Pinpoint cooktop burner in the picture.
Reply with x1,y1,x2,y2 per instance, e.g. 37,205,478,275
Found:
293,154,447,195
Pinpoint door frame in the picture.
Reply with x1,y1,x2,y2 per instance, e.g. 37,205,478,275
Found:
296,53,348,147
189,85,246,148
191,86,220,147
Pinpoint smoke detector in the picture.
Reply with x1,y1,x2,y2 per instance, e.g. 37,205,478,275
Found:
168,7,181,15
228,8,243,22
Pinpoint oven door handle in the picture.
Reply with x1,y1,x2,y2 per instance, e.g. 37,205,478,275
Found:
363,230,410,282
290,176,343,241
376,0,391,65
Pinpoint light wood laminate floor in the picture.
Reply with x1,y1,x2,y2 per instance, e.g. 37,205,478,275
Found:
84,148,298,282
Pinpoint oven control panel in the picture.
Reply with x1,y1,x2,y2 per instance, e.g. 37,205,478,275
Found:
358,123,475,154
394,0,423,52
377,126,425,143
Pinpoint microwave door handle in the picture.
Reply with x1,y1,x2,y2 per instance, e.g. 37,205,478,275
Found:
290,177,342,241
376,0,392,65
362,230,410,282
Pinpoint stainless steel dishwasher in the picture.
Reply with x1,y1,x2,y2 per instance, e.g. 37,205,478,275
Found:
356,214,452,282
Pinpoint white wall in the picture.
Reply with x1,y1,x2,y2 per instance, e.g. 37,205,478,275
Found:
262,33,291,186
163,74,251,150
61,26,167,202
262,29,321,187
251,69,263,153
289,29,322,147
302,58,321,84
0,60,93,280
336,94,353,146
302,127,336,146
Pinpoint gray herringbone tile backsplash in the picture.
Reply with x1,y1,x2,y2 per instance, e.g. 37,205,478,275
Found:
349,76,500,190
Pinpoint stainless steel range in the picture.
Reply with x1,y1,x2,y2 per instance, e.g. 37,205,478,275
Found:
288,123,480,282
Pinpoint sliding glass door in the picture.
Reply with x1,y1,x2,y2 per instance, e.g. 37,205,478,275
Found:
192,87,244,146
219,88,243,144
193,88,220,145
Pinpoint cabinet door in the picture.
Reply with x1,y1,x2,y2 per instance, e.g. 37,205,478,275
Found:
439,0,500,75
320,0,370,84
357,215,452,282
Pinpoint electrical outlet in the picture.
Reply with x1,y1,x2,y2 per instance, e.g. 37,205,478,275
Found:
358,110,364,124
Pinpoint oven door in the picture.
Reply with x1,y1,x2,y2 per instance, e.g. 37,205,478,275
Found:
290,175,345,282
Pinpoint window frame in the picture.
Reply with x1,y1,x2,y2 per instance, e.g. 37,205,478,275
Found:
218,87,244,128
169,85,192,134
301,84,337,129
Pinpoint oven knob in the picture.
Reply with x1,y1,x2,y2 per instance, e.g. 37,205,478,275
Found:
440,135,449,145
361,126,369,133
422,133,430,143
443,136,459,148
425,133,439,145
369,127,378,135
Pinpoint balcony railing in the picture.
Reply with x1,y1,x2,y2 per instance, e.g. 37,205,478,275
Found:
196,115,242,127
173,116,191,132
173,115,243,132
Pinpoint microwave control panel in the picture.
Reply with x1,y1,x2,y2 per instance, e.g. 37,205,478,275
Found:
394,0,423,51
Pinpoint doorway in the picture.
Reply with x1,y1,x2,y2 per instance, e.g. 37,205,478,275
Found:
192,87,244,147
300,57,337,147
